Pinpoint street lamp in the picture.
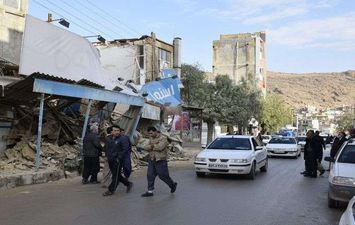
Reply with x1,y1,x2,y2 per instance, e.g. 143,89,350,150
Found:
47,13,70,28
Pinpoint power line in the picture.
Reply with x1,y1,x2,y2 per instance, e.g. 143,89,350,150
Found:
32,0,97,36
40,0,115,39
59,0,125,39
85,0,142,37
68,0,136,38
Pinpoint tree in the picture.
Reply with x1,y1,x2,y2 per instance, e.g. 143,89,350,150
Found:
337,111,354,130
260,94,293,133
181,63,262,144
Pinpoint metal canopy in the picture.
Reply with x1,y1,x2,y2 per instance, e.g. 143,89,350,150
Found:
33,78,145,107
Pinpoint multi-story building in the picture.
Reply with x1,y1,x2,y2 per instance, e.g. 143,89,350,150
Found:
212,32,266,95
96,32,181,85
0,0,27,83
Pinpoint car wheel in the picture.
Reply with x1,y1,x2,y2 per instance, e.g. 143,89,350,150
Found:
196,172,205,177
328,194,338,208
260,158,268,172
247,162,256,180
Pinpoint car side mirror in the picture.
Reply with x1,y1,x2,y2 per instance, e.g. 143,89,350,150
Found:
324,156,335,162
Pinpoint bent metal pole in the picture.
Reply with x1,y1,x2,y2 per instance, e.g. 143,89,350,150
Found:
35,93,45,170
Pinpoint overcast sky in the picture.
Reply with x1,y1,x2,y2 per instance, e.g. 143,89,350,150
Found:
30,0,355,73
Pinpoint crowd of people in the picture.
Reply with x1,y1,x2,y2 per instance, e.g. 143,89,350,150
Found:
301,128,355,178
81,125,177,197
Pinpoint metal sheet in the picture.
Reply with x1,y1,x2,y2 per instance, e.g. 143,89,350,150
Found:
142,103,160,120
33,79,144,106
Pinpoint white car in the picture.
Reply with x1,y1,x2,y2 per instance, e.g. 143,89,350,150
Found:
339,196,355,225
262,135,272,145
325,138,355,208
194,135,268,180
266,137,301,158
297,136,307,151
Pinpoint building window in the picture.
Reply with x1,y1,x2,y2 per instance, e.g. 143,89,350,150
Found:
4,0,20,10
158,48,171,69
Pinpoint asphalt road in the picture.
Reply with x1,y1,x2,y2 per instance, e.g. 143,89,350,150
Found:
0,151,344,225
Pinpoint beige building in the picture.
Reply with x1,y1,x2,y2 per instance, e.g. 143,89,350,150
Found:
212,32,266,95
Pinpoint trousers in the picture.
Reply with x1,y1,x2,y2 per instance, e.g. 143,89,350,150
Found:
108,160,129,193
82,156,99,182
147,159,174,191
121,154,132,178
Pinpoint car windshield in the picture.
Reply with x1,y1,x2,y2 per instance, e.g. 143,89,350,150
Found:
269,138,296,144
207,138,251,150
297,137,306,142
337,145,355,164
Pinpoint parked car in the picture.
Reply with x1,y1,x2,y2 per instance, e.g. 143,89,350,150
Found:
266,137,301,158
262,135,272,145
325,138,355,208
339,196,355,225
297,136,307,151
194,135,268,179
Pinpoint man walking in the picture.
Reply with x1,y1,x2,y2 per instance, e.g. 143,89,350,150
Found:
117,128,132,179
303,130,322,178
141,126,177,197
103,125,133,196
82,125,102,184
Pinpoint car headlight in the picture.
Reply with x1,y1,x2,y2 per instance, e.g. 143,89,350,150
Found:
331,176,355,187
195,157,206,162
230,159,249,163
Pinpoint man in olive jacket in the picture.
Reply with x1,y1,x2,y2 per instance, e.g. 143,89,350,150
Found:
82,125,102,184
141,126,177,197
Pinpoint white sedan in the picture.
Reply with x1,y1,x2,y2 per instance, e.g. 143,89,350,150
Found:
194,135,268,180
266,137,301,158
339,196,355,225
325,138,355,208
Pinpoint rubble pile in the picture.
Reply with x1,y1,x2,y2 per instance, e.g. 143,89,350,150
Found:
0,139,80,176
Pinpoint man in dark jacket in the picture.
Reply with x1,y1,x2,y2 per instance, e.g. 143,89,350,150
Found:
330,131,346,159
303,130,323,178
103,125,133,196
116,128,132,179
82,125,102,184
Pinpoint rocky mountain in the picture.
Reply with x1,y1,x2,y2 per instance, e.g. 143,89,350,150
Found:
267,70,355,110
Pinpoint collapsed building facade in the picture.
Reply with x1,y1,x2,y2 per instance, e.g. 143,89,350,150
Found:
0,13,190,189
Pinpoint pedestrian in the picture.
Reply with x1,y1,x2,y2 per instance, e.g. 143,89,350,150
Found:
330,131,346,159
314,131,325,176
303,130,322,178
256,133,263,145
101,126,113,188
117,128,132,179
82,125,102,184
103,125,133,196
141,126,177,197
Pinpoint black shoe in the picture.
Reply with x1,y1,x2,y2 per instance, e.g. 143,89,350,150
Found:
303,174,310,177
103,191,114,196
82,179,89,184
141,192,154,197
90,181,101,184
319,170,325,176
300,171,306,175
126,182,133,193
171,182,177,193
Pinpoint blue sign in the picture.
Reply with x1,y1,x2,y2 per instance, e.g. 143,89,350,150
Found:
142,78,181,106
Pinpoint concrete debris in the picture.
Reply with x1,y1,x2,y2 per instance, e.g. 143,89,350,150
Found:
0,139,80,176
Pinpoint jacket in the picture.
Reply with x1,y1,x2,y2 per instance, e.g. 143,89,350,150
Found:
83,133,102,157
145,134,169,161
105,135,131,162
304,137,323,161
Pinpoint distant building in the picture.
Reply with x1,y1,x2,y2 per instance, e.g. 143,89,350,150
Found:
95,32,181,85
212,32,266,95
